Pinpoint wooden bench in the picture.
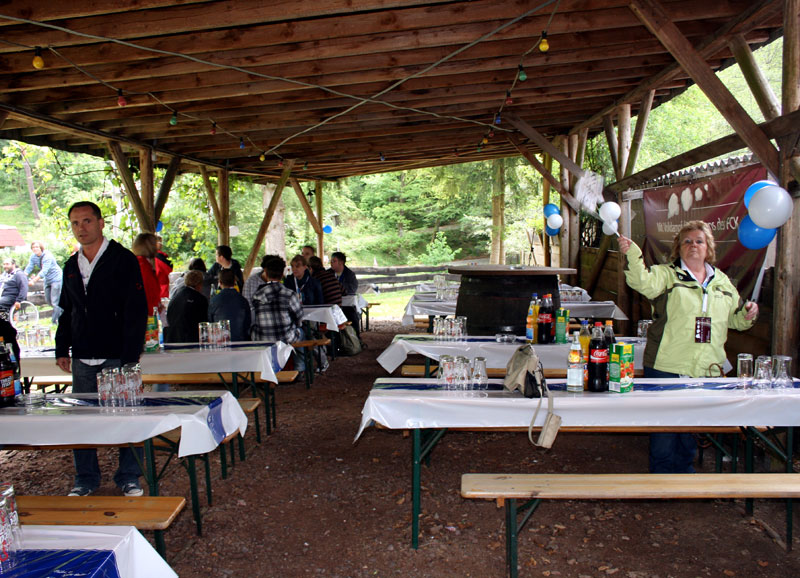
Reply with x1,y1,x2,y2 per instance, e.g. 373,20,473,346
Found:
292,337,332,389
462,473,800,578
362,302,379,332
17,495,186,559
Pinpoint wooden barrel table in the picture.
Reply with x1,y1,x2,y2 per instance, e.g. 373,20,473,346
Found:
449,265,576,336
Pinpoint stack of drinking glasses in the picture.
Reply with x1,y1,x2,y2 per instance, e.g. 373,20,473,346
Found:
199,320,231,349
437,355,488,390
0,482,21,571
96,364,143,411
433,275,446,300
432,316,467,341
737,353,793,391
637,319,652,342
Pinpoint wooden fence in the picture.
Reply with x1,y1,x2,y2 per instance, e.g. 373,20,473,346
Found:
350,265,460,294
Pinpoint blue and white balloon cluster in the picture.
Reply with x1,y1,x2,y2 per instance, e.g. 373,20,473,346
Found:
738,180,794,250
598,201,621,236
543,203,563,236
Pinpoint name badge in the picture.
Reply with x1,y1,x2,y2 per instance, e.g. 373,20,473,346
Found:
695,316,711,343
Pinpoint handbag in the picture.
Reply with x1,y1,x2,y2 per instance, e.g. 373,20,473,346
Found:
503,344,562,448
338,325,363,356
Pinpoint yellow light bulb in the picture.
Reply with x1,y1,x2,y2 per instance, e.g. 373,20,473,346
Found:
259,153,266,162
32,49,45,69
539,37,549,53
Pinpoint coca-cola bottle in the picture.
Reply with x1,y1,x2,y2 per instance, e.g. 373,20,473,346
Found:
537,293,554,344
587,322,608,392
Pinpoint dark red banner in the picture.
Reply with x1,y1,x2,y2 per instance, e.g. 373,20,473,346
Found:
641,164,769,300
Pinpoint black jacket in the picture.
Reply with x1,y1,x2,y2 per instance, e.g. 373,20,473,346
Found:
165,285,209,343
208,259,244,292
55,240,147,364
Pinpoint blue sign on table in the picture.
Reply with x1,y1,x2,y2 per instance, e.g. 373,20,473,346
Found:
3,549,120,578
206,397,226,443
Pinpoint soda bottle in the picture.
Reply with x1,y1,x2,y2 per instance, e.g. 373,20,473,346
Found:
525,293,538,342
4,342,21,396
578,320,591,389
587,322,609,392
604,320,616,345
0,343,15,407
537,293,554,344
566,331,584,393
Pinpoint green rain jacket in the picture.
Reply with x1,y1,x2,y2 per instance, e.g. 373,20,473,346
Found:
624,242,754,377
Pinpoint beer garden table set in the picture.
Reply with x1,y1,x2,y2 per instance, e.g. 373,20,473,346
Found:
355,377,800,548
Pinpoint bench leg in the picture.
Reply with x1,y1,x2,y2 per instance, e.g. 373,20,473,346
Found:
786,426,794,551
411,428,448,549
203,453,212,506
253,404,262,444
220,444,228,480
154,529,167,559
237,433,246,462
365,308,370,332
504,498,542,578
187,455,203,536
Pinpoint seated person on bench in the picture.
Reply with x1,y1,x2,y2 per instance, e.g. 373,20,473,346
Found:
209,269,251,341
165,270,209,343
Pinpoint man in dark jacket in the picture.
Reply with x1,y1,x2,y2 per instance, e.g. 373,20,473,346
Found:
55,201,148,498
165,270,208,343
208,245,244,291
0,258,28,322
208,269,251,341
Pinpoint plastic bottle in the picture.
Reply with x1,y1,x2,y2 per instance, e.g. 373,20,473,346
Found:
0,342,15,407
537,293,554,344
566,331,584,393
587,322,609,392
603,320,616,346
578,320,591,389
4,342,21,396
525,293,538,343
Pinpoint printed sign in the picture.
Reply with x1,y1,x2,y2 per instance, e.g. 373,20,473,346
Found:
205,397,226,444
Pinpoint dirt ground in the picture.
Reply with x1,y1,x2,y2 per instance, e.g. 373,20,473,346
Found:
3,320,800,577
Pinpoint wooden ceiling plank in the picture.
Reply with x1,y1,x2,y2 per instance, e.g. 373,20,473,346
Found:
629,0,780,176
0,0,209,27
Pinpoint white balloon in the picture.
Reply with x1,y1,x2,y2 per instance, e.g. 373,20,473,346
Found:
598,201,621,223
229,225,240,237
748,185,793,229
546,213,563,229
602,220,618,236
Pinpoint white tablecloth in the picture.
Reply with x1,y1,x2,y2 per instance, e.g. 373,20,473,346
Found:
17,525,176,578
342,294,369,313
302,304,348,331
356,378,800,439
401,296,457,325
376,334,645,373
0,391,247,457
20,341,293,384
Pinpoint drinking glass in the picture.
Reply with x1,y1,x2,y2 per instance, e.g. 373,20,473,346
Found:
433,317,442,339
0,484,21,552
438,355,456,389
97,371,113,409
0,495,17,571
736,353,753,389
753,356,773,390
198,322,211,349
454,356,471,390
122,363,141,407
456,316,468,339
472,357,488,390
772,355,793,389
219,320,231,348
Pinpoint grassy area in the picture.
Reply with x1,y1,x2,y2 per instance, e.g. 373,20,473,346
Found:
362,288,415,321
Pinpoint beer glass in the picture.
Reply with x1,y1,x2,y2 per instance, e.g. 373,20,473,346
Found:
736,353,753,389
438,355,456,389
472,357,488,390
198,322,211,349
753,356,773,390
772,355,793,389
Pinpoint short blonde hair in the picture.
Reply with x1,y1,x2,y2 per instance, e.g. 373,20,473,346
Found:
669,220,716,264
131,233,158,258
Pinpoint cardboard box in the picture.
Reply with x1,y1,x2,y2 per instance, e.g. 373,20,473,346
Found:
609,342,634,393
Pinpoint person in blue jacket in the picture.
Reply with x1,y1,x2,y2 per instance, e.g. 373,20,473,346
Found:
284,255,323,305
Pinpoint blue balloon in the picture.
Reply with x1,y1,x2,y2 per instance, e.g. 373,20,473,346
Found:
744,180,776,209
738,215,776,250
322,225,333,234
543,203,560,218
545,225,560,237
155,220,163,232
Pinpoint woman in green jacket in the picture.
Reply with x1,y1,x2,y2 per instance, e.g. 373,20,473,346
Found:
618,220,759,473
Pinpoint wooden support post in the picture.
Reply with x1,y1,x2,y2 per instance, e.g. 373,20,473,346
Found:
629,0,780,177
218,169,229,246
625,90,656,178
200,165,223,235
154,156,181,224
243,160,295,277
543,154,552,267
139,149,154,231
616,104,632,182
290,178,322,235
773,0,800,369
603,114,621,180
315,181,324,257
107,141,150,232
490,159,505,265
566,137,579,281
506,114,586,179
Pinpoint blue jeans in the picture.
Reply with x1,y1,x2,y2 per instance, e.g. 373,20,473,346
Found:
45,282,62,324
72,359,143,490
645,366,697,473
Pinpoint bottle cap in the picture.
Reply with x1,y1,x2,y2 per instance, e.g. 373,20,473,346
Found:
594,321,602,327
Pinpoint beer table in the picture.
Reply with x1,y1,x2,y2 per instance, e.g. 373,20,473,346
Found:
302,304,348,331
376,334,645,374
355,378,800,548
10,525,177,578
401,293,458,326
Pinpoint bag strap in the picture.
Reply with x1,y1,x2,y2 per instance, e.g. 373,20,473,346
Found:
527,364,553,446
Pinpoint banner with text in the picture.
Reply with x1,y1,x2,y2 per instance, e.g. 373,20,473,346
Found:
642,164,768,300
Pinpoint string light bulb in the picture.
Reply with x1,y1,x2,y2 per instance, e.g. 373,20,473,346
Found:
380,152,385,161
303,161,308,170
482,136,489,145
32,47,45,70
116,89,127,107
259,153,266,162
517,64,527,82
169,111,178,126
505,90,513,106
494,113,501,125
488,129,495,138
210,122,217,135
278,159,284,167
539,31,549,53
239,137,245,149
477,144,482,152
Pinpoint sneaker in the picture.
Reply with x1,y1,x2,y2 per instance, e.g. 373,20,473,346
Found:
68,486,93,497
122,482,144,497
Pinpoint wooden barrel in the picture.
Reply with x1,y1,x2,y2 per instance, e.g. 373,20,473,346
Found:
450,266,573,336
